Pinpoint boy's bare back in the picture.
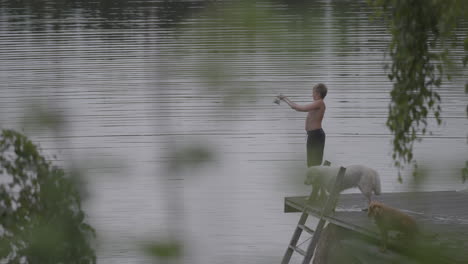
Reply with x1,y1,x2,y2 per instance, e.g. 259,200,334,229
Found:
305,99,325,131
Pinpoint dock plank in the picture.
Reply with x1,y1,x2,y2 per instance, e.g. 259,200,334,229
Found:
284,191,468,263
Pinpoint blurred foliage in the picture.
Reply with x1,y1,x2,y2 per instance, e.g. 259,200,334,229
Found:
367,0,468,175
324,223,468,264
143,240,182,260
22,103,65,132
462,161,468,183
0,129,96,263
168,144,215,173
142,143,215,262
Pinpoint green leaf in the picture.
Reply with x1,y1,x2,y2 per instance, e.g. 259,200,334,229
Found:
143,241,182,259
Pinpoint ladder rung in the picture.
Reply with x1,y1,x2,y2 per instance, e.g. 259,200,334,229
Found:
288,245,306,256
297,224,314,234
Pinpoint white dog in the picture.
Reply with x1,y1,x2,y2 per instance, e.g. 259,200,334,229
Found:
304,165,381,205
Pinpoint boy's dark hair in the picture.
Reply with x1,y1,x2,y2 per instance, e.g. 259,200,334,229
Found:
314,83,328,99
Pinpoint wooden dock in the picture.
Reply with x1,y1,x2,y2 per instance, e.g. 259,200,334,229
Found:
284,190,468,263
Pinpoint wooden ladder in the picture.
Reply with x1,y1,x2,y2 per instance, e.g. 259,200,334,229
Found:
281,166,346,264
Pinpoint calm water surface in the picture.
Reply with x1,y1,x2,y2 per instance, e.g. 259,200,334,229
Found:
1,0,467,263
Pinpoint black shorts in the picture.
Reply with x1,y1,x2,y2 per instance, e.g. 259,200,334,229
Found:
307,128,325,167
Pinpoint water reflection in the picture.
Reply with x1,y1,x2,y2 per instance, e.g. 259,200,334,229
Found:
1,0,204,30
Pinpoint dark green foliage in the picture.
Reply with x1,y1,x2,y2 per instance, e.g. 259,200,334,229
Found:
0,129,96,264
143,241,182,259
368,0,468,170
168,144,215,173
462,161,468,183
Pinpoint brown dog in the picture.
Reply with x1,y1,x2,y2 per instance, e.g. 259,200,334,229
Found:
368,201,419,252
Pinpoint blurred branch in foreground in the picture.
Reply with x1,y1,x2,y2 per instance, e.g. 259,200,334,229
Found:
0,129,96,264
368,0,468,180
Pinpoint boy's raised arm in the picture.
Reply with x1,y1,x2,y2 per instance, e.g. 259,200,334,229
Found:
280,95,320,112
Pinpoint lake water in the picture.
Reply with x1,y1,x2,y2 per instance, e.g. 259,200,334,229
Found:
1,0,467,263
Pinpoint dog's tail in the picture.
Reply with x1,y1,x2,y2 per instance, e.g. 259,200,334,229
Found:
372,169,382,195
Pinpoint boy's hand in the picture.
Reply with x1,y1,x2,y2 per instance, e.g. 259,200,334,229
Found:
278,94,285,100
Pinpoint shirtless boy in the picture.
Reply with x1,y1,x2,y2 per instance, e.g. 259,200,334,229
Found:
279,83,327,167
